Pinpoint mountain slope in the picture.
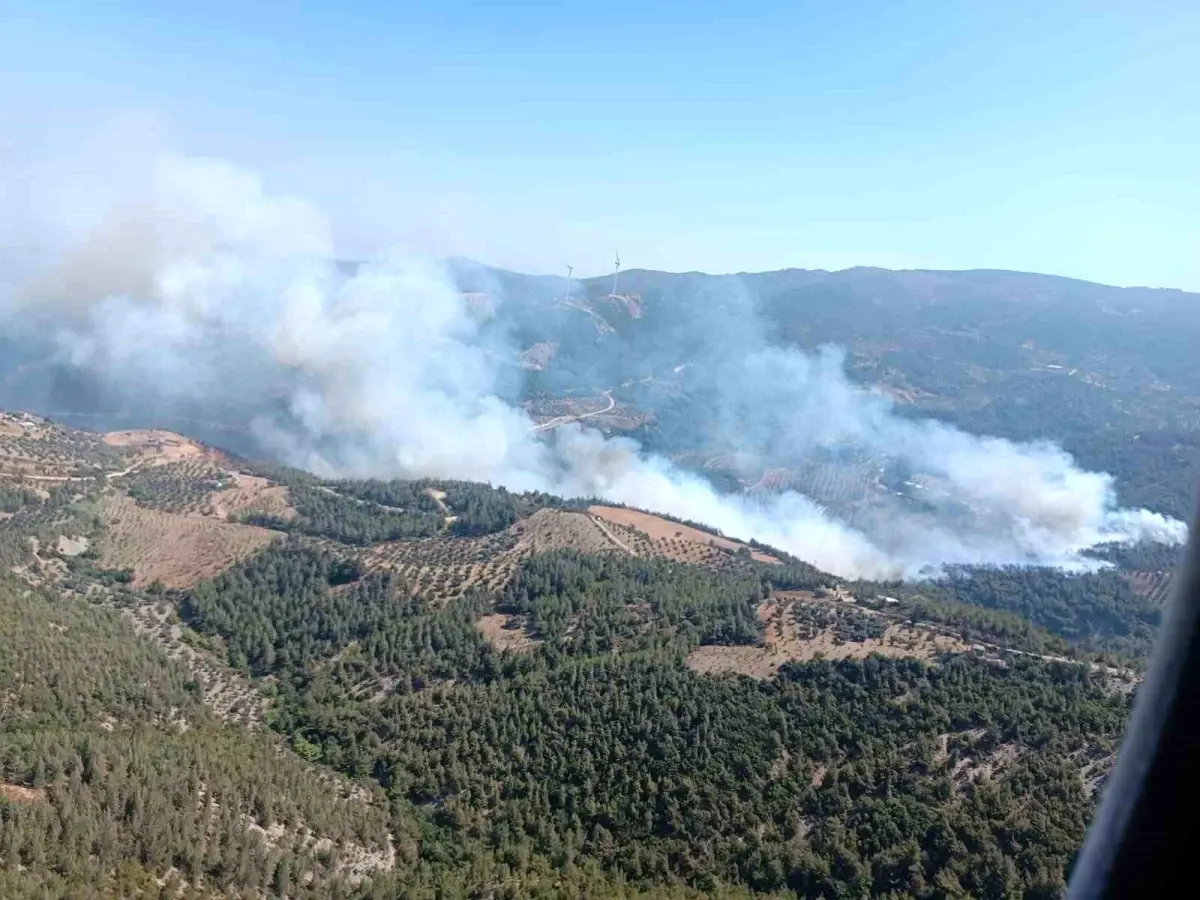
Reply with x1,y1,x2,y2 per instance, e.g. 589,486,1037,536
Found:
0,414,1154,897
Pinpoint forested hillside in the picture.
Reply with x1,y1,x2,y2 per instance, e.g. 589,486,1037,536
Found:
447,263,1200,521
0,416,1164,897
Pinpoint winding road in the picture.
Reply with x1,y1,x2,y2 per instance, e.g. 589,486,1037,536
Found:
531,391,616,434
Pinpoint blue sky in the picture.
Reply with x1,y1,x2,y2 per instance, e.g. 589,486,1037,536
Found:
2,0,1199,287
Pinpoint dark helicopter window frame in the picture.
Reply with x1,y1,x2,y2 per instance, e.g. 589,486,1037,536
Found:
1068,495,1200,898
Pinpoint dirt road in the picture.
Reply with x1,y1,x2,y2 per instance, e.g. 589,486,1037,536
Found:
531,392,616,434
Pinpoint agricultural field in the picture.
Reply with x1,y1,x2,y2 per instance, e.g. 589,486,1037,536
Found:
115,458,232,513
96,492,281,588
362,507,645,604
686,591,973,678
0,413,126,479
104,592,267,728
207,472,297,521
1126,570,1175,607
791,460,880,506
590,504,781,565
101,428,214,462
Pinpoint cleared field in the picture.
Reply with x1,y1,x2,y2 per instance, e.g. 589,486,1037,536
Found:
1126,570,1174,607
523,508,642,554
792,462,878,506
363,508,638,604
749,469,799,492
0,783,47,805
476,613,542,653
207,473,296,521
589,505,780,565
102,428,211,462
97,493,281,588
686,592,972,679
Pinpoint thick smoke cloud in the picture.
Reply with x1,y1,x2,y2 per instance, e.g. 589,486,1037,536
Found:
0,151,1186,578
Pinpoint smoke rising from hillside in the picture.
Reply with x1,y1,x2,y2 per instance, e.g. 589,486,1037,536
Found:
0,152,1186,578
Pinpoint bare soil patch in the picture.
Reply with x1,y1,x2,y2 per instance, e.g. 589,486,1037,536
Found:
476,613,542,653
207,473,296,521
519,508,639,555
590,505,781,565
103,429,214,464
56,534,90,557
98,493,280,588
0,782,47,805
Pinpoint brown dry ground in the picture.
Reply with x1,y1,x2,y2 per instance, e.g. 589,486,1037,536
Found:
476,613,542,654
589,505,781,565
97,493,281,588
102,429,209,461
686,592,972,679
1,783,48,804
206,473,296,521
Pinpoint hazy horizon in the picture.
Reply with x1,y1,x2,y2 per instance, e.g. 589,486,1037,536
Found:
3,1,1199,289
432,256,1200,293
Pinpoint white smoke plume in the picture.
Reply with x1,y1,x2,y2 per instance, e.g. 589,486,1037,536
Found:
0,151,1187,578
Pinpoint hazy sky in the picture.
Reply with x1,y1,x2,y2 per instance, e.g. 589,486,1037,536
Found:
3,0,1198,287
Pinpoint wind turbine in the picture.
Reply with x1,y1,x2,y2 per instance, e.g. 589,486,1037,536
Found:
564,265,574,304
610,251,621,298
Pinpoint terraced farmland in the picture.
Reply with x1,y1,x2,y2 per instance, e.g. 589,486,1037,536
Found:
1125,570,1175,607
0,415,125,478
362,508,644,604
792,461,879,506
96,493,282,588
589,504,779,566
116,459,231,513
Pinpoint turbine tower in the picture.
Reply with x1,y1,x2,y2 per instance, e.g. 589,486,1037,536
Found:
564,265,574,304
610,251,621,298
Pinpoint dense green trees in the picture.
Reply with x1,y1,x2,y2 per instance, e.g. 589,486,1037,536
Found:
500,550,767,646
166,536,1136,897
333,476,587,537
242,483,444,543
0,482,39,513
241,478,586,543
0,440,1161,897
858,564,1163,661
0,574,399,899
942,566,1159,659
1086,539,1183,573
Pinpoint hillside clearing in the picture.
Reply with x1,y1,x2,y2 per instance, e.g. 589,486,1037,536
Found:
476,613,542,653
590,504,781,565
686,592,973,678
97,493,281,588
207,473,296,521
